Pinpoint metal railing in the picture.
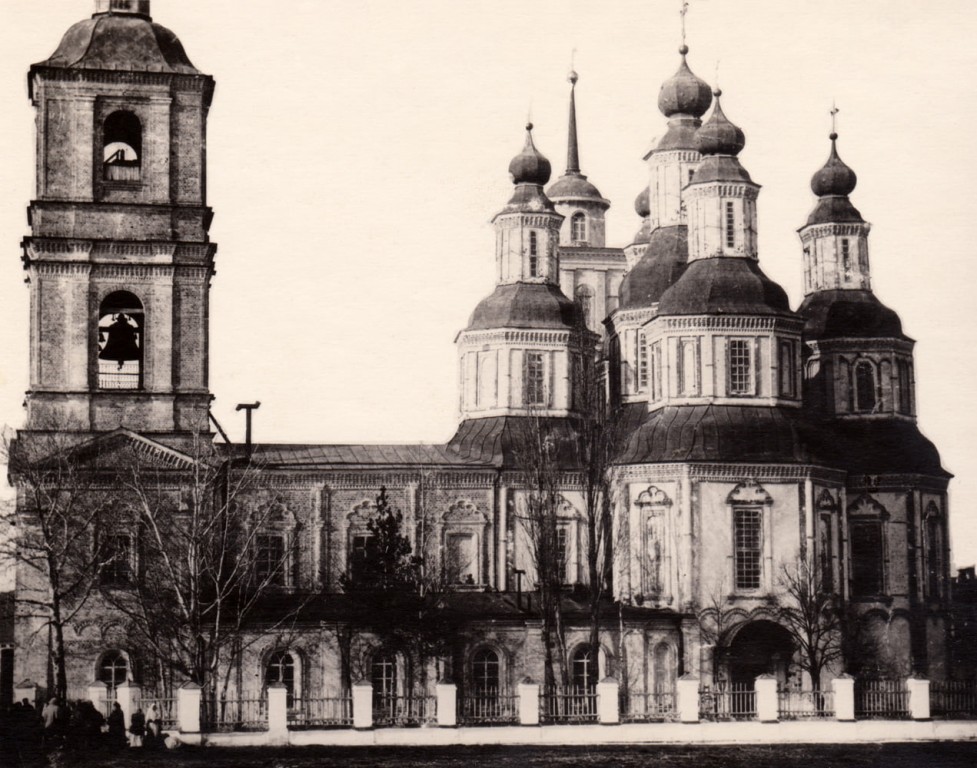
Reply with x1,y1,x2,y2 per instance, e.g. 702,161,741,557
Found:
931,680,977,719
777,688,834,719
854,679,908,719
699,683,756,721
288,696,353,728
621,690,676,722
202,696,268,731
540,686,598,724
458,690,519,725
141,696,178,730
372,695,436,727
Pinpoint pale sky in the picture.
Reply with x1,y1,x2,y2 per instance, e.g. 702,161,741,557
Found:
0,0,975,567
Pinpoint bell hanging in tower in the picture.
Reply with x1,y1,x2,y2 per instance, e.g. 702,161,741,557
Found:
99,314,141,370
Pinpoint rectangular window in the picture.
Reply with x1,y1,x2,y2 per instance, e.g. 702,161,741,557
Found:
725,202,735,249
637,332,649,390
100,535,132,586
897,360,912,414
650,341,663,402
850,521,884,596
778,340,796,397
841,238,851,274
926,518,942,599
819,514,834,592
555,527,569,584
733,508,762,591
529,232,538,277
446,533,477,585
523,351,546,406
677,338,699,396
257,533,286,586
349,533,373,583
727,338,754,396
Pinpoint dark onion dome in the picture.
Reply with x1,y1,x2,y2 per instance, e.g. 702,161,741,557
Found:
509,123,552,186
619,227,687,308
34,6,200,74
805,195,864,226
811,420,948,477
657,257,792,316
696,90,745,156
615,405,830,465
634,187,651,218
467,283,582,331
658,46,713,118
547,172,606,202
655,116,702,152
811,133,857,197
797,290,909,341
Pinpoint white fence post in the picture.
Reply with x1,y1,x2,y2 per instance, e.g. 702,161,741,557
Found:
266,683,288,741
676,674,700,723
177,682,202,733
352,681,373,729
436,682,457,727
832,675,855,721
115,680,140,729
907,677,931,720
754,675,779,722
597,677,620,724
518,680,540,726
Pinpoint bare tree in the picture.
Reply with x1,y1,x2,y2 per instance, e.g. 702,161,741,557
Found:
696,576,738,684
3,429,118,701
777,558,844,691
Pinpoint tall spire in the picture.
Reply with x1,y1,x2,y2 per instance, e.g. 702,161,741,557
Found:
566,69,580,175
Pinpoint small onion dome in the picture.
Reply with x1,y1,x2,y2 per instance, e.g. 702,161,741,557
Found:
798,290,908,341
619,227,688,308
811,133,857,197
634,187,650,218
696,90,745,156
657,257,792,317
658,46,713,118
547,172,605,202
509,123,552,186
467,283,581,331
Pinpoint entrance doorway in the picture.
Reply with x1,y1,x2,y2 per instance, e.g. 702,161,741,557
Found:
725,620,794,686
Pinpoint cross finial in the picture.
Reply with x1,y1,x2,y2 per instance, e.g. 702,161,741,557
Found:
714,60,721,92
830,102,839,134
680,1,690,48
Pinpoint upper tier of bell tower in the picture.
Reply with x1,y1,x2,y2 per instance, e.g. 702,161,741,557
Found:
21,1,216,446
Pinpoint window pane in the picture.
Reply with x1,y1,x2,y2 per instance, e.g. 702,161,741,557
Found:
734,508,762,590
524,352,545,406
446,534,476,585
725,201,735,248
637,332,648,390
257,534,285,586
555,527,568,584
855,361,876,412
850,521,883,596
101,535,131,586
728,339,753,396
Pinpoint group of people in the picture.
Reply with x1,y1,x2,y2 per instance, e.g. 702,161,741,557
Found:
1,696,169,763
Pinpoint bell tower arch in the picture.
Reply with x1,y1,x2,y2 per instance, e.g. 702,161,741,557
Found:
21,1,216,447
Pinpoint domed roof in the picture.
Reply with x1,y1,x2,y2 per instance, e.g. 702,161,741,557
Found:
696,91,745,156
35,8,200,75
805,195,864,226
797,290,908,341
509,124,552,186
619,226,688,308
811,133,857,197
658,48,713,118
655,115,702,152
467,283,581,331
657,257,792,316
634,187,650,218
547,172,606,203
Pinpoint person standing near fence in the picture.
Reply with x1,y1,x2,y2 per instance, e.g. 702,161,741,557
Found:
107,702,127,751
146,702,161,748
129,705,145,748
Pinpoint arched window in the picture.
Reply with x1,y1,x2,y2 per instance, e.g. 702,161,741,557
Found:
98,291,143,390
371,652,397,709
103,111,142,182
571,212,587,243
854,360,877,413
98,651,129,696
471,648,500,693
265,650,298,708
571,646,597,691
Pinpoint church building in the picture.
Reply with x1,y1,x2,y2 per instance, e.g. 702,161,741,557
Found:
11,0,952,711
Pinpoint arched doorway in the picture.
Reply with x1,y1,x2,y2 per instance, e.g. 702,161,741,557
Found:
724,620,794,686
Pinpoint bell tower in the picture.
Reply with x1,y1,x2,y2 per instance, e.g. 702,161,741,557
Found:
21,1,215,446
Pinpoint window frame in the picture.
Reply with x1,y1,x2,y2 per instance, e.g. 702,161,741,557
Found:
570,212,588,244
99,533,134,588
528,231,539,277
523,350,547,407
725,201,736,249
849,519,885,598
677,337,700,396
733,506,763,592
727,337,755,397
778,339,796,398
853,359,877,413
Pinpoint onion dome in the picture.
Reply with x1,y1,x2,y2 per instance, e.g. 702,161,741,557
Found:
619,227,687,308
634,187,651,218
547,174,603,200
696,90,745,156
657,258,791,316
797,290,908,341
467,283,581,331
34,1,200,74
509,123,552,186
811,133,857,197
658,46,713,118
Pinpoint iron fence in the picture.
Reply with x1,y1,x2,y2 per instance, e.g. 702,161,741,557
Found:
372,695,436,727
777,688,834,719
540,686,598,724
699,682,756,721
458,690,519,725
621,690,676,722
140,695,178,730
202,696,268,731
854,679,908,719
288,696,353,728
930,680,977,719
